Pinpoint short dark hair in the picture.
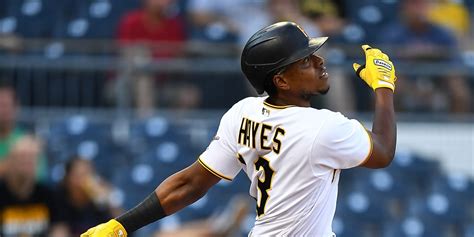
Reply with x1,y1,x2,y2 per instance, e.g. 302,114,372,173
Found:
264,66,287,96
263,75,277,96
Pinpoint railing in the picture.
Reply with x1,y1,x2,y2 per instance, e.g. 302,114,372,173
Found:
1,40,473,114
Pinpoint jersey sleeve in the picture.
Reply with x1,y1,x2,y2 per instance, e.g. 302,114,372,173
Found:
199,108,242,181
312,112,373,169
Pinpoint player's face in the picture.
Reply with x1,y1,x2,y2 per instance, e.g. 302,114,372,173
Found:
283,53,330,99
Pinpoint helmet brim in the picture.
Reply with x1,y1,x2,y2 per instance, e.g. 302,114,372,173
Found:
278,37,329,70
309,37,329,52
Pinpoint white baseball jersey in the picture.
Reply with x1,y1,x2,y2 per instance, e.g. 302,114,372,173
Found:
199,97,372,237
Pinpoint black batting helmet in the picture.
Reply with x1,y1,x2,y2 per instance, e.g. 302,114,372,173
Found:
241,21,328,94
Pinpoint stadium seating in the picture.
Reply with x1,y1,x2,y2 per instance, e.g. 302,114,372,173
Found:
464,223,474,237
429,173,474,205
341,0,400,44
6,0,56,38
387,150,442,193
383,216,445,237
36,115,474,236
0,0,171,40
46,115,127,180
332,215,367,237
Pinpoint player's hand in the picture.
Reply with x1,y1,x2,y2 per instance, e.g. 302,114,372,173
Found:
80,219,127,237
353,45,397,91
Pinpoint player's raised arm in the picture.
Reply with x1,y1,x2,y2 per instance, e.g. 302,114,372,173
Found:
353,45,397,169
80,161,221,237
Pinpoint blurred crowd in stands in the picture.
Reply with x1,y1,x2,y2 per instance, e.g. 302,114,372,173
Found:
0,82,121,236
0,80,252,236
115,0,473,114
0,0,472,114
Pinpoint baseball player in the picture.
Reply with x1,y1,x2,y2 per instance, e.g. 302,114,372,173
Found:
82,21,397,237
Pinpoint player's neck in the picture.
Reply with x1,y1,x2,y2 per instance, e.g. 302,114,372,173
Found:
266,95,310,108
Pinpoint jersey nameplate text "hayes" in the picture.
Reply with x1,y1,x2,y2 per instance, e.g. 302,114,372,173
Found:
238,117,285,155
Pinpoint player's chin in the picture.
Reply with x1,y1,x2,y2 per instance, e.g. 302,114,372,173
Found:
320,86,330,95
308,86,330,97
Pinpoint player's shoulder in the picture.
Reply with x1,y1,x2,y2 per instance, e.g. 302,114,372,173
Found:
228,96,265,111
236,96,265,105
298,109,356,135
315,110,364,143
318,109,354,127
321,109,348,120
300,107,346,120
221,97,263,120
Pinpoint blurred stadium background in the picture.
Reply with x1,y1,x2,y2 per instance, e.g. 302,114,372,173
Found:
0,0,473,236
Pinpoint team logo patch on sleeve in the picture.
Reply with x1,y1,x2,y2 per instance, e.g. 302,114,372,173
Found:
373,59,392,70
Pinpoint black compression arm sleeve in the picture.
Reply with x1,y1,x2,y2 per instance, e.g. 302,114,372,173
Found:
116,192,167,232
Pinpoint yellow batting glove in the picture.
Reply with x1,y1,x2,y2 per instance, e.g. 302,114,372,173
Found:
353,45,397,91
81,219,127,237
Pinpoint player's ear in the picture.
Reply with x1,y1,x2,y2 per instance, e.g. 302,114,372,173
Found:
273,74,290,91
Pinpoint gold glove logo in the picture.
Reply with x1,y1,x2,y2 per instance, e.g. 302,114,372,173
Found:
373,59,392,71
